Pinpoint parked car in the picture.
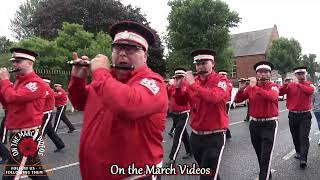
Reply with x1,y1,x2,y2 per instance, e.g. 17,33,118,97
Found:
230,87,248,109
273,78,286,101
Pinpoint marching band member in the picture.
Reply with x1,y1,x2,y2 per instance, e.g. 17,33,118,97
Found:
234,61,279,180
173,49,230,180
68,20,167,180
0,48,49,179
279,66,315,168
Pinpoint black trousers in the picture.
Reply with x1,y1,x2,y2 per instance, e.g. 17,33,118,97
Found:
54,105,75,132
190,132,226,180
245,102,250,121
3,130,49,180
0,111,9,161
0,110,7,144
249,120,278,180
169,117,177,134
0,142,9,160
169,112,191,160
288,111,312,162
42,112,65,149
226,103,231,138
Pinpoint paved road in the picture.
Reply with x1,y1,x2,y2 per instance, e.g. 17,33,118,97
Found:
1,101,320,180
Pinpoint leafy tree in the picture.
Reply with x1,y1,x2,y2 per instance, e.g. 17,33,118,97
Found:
300,53,318,82
10,0,42,40
79,32,113,59
56,23,94,52
13,36,69,69
0,53,12,67
267,37,302,77
0,36,13,53
11,0,166,76
12,23,113,70
147,32,166,77
166,0,240,74
30,0,148,39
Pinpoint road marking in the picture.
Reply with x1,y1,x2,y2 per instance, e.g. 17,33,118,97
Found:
282,138,313,161
46,162,79,172
282,149,296,160
21,162,80,179
230,121,245,126
279,109,288,113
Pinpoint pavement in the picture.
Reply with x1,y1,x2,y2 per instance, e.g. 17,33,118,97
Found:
1,101,320,180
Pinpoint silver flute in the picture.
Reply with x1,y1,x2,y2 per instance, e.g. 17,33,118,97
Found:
67,60,134,70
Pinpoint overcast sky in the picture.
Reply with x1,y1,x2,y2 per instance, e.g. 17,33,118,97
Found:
1,0,319,61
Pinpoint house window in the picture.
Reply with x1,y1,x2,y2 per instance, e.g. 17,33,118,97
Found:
231,62,237,77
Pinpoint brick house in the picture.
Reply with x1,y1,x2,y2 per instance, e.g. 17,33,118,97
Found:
229,25,279,83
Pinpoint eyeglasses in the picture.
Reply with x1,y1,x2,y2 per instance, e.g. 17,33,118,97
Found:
112,44,145,54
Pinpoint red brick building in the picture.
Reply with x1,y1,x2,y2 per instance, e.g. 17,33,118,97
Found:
230,25,279,83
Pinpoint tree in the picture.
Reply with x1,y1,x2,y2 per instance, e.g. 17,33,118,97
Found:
300,54,318,82
11,0,166,76
0,36,13,53
267,37,302,77
56,23,94,52
13,22,113,70
166,0,240,74
55,22,113,61
30,0,148,39
147,32,166,77
13,36,70,69
10,0,42,40
0,53,12,68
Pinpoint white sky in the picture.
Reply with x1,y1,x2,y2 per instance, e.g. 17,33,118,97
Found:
1,0,319,61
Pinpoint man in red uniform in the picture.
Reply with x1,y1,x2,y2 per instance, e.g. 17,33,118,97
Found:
53,83,75,133
0,48,49,179
234,61,279,180
217,70,232,139
173,49,230,180
165,68,192,166
68,20,167,180
42,78,65,152
279,66,315,168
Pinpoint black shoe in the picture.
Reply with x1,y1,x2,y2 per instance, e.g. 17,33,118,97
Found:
294,153,300,159
182,153,192,159
54,146,65,153
168,132,174,138
300,160,307,169
68,129,75,133
243,119,249,122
